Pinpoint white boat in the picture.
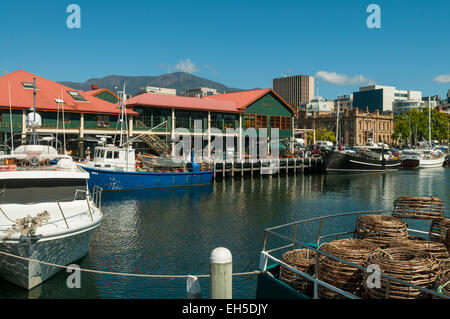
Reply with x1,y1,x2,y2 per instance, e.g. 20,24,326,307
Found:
0,78,103,290
0,145,103,290
418,149,446,168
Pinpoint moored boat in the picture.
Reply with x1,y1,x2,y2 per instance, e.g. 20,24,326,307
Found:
0,153,103,290
78,86,214,191
322,146,401,173
256,205,449,299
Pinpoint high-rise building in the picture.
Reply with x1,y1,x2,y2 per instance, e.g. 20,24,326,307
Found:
272,75,315,109
353,85,422,113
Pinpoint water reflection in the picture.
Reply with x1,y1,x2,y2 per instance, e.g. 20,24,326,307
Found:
0,169,448,298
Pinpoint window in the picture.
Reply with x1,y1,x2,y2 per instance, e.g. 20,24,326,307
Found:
67,91,87,102
175,111,190,128
22,82,38,89
270,116,291,130
106,151,113,159
223,114,236,129
97,115,110,128
113,151,120,159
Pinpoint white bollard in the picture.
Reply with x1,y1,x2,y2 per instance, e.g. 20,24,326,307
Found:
186,275,202,299
210,247,232,299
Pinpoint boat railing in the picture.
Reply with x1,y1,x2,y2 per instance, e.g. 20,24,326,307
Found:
0,186,103,230
260,210,449,299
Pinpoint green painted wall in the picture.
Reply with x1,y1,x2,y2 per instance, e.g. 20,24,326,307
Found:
244,92,294,138
84,113,119,130
40,111,81,129
0,109,22,132
245,92,293,117
94,91,118,104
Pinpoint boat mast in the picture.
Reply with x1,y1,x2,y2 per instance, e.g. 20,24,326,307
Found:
428,96,431,147
32,78,37,145
336,102,339,145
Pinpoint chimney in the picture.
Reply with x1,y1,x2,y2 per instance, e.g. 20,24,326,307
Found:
91,84,98,90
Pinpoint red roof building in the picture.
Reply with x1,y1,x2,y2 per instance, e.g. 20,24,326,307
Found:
0,70,135,115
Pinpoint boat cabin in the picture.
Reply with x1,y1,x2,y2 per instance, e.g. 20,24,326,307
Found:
91,145,136,172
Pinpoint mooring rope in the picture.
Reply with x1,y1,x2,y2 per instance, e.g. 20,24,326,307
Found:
0,250,260,279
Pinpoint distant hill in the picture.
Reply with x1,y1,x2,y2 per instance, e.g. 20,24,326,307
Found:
59,72,244,96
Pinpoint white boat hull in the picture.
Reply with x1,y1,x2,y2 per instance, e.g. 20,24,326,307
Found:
419,157,445,168
0,225,99,290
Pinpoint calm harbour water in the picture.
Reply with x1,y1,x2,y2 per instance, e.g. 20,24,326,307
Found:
0,168,449,299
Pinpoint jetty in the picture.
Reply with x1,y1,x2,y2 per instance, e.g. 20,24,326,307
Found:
207,157,324,179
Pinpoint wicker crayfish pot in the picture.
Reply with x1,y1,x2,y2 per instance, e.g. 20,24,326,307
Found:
429,217,450,251
389,235,449,262
279,249,316,296
317,238,379,299
392,196,444,220
363,247,440,299
434,260,450,298
356,214,409,248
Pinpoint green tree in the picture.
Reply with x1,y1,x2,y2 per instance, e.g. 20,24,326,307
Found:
393,108,450,145
307,127,336,143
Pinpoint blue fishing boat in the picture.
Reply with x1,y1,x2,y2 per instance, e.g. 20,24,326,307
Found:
79,146,214,191
78,85,214,191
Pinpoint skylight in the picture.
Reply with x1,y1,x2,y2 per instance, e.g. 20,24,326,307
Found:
67,90,87,102
22,82,37,89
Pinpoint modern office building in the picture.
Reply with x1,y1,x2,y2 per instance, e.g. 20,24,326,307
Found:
272,75,315,109
392,100,437,115
353,85,422,113
137,86,177,96
180,87,219,98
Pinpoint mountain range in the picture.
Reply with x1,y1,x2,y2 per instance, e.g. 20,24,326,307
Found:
59,72,244,96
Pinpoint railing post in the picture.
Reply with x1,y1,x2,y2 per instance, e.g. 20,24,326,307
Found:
210,247,232,299
56,201,70,229
316,218,324,245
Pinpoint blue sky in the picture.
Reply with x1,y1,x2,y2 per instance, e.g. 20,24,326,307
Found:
0,0,449,99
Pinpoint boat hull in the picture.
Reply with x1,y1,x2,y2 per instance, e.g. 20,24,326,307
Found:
418,157,446,168
0,227,97,290
80,165,214,191
401,159,420,169
323,150,401,173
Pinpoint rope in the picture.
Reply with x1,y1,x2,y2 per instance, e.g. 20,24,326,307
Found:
0,250,260,279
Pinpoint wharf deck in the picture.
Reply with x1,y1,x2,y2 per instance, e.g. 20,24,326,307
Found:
209,157,323,178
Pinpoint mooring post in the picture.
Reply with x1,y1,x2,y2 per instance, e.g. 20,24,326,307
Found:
210,247,232,299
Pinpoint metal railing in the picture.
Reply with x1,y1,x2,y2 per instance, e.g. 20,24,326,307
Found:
0,186,103,230
260,210,449,299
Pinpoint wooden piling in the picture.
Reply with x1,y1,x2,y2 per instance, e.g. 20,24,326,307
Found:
210,247,232,299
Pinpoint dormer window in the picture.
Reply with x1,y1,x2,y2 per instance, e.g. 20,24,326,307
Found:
67,91,87,102
22,82,38,89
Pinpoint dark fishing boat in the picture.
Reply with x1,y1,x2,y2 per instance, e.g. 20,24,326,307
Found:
322,146,401,173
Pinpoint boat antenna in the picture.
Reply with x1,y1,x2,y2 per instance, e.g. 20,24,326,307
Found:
61,88,67,154
32,77,37,145
8,81,14,154
428,96,431,147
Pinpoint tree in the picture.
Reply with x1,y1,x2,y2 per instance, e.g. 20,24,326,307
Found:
307,127,336,144
393,108,450,145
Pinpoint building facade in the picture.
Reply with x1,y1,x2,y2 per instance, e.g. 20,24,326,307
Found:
137,86,177,96
272,75,315,109
353,85,422,113
180,87,219,98
296,107,394,146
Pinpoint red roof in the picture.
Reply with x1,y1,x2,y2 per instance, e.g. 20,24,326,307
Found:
126,93,241,113
206,88,296,114
0,70,136,115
